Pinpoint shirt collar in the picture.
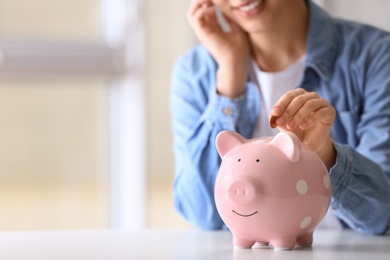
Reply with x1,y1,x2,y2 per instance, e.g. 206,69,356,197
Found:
305,0,338,81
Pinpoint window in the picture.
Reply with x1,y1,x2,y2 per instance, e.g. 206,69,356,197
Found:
0,0,145,230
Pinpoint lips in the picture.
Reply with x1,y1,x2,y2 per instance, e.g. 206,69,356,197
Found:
232,0,265,18
237,0,263,12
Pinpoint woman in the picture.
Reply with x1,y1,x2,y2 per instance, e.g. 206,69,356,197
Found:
170,0,390,234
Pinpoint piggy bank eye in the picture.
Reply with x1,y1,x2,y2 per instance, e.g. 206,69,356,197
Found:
238,159,241,162
256,159,260,162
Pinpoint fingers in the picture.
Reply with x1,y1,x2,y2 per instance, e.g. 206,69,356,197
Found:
187,0,221,36
269,88,336,168
188,1,212,23
188,0,213,16
270,88,335,130
270,88,306,128
188,0,214,22
299,106,336,130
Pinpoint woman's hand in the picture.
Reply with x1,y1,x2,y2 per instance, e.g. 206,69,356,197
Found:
270,88,337,169
187,0,250,98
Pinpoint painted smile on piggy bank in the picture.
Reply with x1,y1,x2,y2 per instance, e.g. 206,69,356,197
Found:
232,210,258,217
214,130,331,250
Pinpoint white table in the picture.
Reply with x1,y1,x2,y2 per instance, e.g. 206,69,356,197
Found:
0,229,389,259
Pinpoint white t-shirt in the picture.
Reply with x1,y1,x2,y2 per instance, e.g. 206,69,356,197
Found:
251,55,306,138
250,55,342,229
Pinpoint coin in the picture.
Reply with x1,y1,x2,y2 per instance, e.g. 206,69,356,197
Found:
270,116,277,128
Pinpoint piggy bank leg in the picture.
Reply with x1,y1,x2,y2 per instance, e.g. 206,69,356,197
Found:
270,237,296,250
233,236,255,249
296,232,313,247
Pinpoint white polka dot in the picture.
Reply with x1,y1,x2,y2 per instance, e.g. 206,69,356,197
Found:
300,216,312,229
296,180,308,194
323,175,330,189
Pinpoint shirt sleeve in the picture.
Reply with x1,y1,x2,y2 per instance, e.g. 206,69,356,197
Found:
330,142,390,235
169,48,259,229
329,35,390,235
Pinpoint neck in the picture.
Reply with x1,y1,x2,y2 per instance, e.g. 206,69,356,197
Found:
250,1,308,72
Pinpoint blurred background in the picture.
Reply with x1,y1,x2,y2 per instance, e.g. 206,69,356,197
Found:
0,0,389,231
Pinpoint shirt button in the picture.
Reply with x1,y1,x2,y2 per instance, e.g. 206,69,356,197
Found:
223,107,234,116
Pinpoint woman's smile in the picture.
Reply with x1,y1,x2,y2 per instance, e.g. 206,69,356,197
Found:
233,0,265,18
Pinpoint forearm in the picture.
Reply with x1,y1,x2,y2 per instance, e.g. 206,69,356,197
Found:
216,60,248,98
330,142,390,235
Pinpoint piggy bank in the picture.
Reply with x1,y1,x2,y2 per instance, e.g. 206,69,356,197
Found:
214,130,331,250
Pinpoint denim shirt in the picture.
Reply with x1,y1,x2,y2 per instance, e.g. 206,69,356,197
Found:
170,1,390,235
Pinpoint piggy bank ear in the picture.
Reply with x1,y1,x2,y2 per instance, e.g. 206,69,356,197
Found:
215,130,246,157
270,131,301,162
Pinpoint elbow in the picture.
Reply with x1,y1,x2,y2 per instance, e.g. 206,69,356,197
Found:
341,205,390,236
363,218,390,236
353,225,389,236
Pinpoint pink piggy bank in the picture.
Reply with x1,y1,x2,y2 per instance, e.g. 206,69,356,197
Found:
214,130,331,250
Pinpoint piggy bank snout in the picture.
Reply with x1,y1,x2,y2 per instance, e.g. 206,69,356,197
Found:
227,178,259,206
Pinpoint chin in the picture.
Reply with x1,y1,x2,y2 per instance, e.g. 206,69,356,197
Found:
241,23,269,34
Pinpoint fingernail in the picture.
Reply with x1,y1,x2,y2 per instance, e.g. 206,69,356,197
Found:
270,116,277,128
276,116,285,126
272,107,281,115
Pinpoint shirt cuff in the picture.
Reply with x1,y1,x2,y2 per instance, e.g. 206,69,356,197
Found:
202,90,247,130
329,141,350,197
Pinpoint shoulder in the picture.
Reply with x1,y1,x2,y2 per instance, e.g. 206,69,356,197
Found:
173,44,217,74
170,44,217,100
171,44,218,90
333,17,390,37
333,18,390,57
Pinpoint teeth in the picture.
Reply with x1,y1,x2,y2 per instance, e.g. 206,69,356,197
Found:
239,0,262,12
